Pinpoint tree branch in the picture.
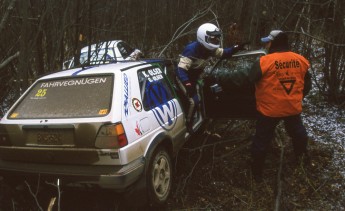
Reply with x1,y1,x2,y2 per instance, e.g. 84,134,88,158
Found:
0,51,20,70
289,28,345,47
158,2,216,57
25,176,44,211
46,179,62,211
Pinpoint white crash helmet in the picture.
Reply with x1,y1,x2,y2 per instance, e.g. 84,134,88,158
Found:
197,23,222,50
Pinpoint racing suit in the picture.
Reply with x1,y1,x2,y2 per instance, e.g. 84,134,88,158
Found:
176,41,238,131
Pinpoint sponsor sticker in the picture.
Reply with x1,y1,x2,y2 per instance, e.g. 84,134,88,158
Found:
152,99,177,131
10,113,19,118
40,77,107,88
135,121,143,136
123,73,130,117
98,109,108,115
132,98,142,112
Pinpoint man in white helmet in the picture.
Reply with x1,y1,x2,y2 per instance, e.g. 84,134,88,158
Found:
176,23,245,133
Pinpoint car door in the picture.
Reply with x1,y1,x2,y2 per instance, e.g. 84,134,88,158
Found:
203,50,266,119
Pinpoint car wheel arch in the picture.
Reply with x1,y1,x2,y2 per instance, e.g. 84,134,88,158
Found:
144,132,173,160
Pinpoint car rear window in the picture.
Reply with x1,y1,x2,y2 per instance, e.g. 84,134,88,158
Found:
137,65,174,110
8,75,113,119
80,48,115,65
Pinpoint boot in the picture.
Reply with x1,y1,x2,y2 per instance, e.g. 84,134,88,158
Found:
292,137,309,166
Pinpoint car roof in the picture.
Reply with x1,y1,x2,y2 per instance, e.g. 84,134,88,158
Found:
40,58,168,80
40,60,150,80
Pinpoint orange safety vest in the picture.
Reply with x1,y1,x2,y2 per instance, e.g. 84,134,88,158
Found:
256,51,310,117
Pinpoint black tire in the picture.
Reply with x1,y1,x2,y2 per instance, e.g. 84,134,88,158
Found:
146,146,172,207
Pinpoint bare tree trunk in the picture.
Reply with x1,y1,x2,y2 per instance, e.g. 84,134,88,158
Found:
18,0,31,94
73,0,81,67
0,0,17,33
35,30,45,76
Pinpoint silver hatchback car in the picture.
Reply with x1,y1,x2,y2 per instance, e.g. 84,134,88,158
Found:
0,58,200,207
0,50,265,207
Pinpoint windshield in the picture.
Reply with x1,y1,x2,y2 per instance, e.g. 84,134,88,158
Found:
8,75,113,119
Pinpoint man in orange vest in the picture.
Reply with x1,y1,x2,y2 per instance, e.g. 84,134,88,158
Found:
209,30,312,182
250,30,312,182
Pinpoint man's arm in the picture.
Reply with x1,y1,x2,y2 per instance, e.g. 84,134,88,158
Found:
210,59,262,89
303,71,312,97
218,43,249,59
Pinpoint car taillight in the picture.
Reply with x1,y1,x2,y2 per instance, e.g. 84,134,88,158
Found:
95,123,128,149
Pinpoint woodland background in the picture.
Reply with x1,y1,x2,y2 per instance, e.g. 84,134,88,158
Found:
0,0,345,116
0,0,345,210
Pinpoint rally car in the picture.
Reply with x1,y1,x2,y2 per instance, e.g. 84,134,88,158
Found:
0,50,265,207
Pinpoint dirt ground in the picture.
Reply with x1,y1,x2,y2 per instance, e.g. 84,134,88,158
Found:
166,119,345,210
0,119,344,211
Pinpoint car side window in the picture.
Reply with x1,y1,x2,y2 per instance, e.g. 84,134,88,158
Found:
117,42,134,59
138,65,174,110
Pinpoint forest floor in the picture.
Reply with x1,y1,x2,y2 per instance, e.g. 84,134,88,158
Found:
0,94,344,211
166,94,345,210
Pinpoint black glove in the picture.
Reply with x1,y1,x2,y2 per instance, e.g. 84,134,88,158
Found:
183,81,196,97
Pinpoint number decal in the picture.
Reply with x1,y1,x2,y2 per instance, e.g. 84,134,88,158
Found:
10,113,19,118
99,109,108,115
35,89,47,97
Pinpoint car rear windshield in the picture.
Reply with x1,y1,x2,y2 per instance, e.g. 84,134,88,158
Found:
80,48,115,65
8,75,113,119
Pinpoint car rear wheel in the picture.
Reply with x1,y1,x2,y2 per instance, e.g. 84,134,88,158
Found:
147,146,172,206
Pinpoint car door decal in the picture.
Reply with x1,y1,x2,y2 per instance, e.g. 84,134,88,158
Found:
152,100,177,131
123,73,130,117
145,81,177,131
135,121,143,135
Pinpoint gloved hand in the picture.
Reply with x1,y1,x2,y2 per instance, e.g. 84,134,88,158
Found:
233,42,250,52
183,81,196,97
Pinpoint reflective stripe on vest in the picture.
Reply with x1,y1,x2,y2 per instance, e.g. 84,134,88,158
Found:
256,52,310,117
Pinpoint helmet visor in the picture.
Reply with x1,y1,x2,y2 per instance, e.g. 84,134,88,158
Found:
206,29,222,37
206,36,220,45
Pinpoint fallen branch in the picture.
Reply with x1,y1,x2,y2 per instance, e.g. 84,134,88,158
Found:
46,178,62,211
214,141,251,161
179,132,210,193
183,136,248,152
25,175,44,211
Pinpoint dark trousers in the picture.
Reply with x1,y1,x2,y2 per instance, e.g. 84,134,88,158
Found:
251,112,309,176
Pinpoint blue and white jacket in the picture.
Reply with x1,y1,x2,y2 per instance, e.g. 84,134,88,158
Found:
176,41,237,84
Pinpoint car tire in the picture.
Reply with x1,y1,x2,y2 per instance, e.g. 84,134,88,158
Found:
147,146,172,206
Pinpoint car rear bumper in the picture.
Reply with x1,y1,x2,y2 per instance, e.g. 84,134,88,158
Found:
0,157,145,190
